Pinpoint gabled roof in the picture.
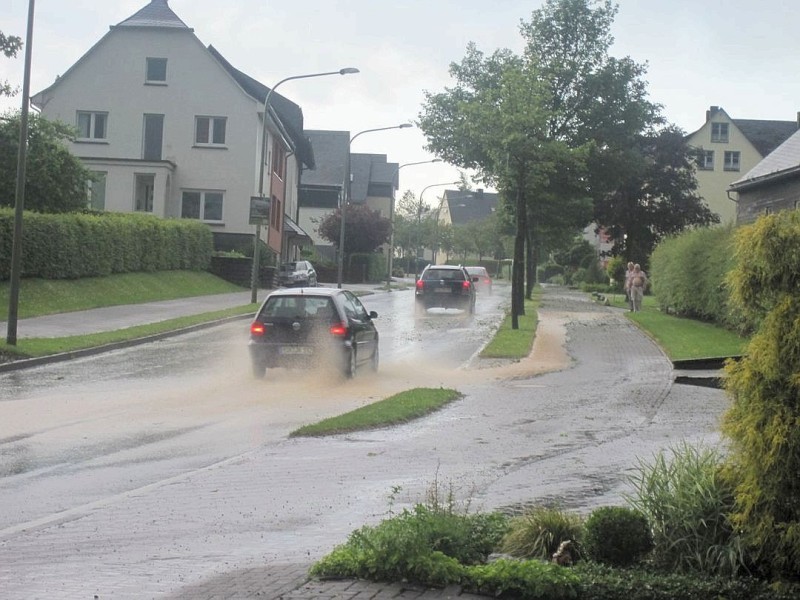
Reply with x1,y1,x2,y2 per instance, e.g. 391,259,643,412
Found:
114,0,191,30
350,154,398,203
301,130,349,187
730,128,800,190
732,119,799,157
444,189,498,225
687,106,798,158
208,45,314,169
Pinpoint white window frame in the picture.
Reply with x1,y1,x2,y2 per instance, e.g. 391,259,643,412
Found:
181,190,224,222
76,111,108,141
723,150,741,172
711,122,729,143
86,171,107,210
194,116,227,146
699,150,714,170
145,57,167,84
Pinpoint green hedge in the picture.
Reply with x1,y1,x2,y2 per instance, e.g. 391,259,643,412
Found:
649,224,744,332
0,208,212,280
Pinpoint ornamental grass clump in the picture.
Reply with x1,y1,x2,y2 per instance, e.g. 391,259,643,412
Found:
500,505,584,561
625,442,746,576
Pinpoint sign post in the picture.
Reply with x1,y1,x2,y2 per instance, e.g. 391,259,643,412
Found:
249,196,271,304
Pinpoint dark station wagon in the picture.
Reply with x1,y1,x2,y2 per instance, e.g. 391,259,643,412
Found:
414,264,477,316
248,287,379,379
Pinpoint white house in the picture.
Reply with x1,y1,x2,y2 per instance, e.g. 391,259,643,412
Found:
31,0,314,260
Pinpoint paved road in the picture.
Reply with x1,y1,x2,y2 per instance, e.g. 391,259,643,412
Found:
0,285,730,599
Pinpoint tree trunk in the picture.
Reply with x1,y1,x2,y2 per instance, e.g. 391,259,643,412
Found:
512,183,526,329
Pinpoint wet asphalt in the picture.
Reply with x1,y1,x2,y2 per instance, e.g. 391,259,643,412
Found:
0,284,730,599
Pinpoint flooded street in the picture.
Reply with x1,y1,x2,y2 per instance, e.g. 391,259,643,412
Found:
0,286,730,599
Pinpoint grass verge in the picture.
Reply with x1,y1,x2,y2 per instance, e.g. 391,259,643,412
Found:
290,388,462,437
0,304,256,360
604,293,748,360
479,289,541,359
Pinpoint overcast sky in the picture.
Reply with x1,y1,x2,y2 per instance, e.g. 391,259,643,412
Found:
1,0,798,204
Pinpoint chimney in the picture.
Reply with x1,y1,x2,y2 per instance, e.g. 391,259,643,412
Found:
476,188,484,196
706,106,719,122
796,111,800,129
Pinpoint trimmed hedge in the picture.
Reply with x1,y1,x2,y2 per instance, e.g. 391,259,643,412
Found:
649,224,744,332
0,208,212,280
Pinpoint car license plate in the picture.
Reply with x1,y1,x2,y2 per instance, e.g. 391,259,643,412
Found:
279,346,312,355
434,287,451,293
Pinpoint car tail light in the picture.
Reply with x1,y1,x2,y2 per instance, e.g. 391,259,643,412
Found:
484,277,491,284
462,280,471,290
416,279,424,290
250,322,265,337
329,322,347,336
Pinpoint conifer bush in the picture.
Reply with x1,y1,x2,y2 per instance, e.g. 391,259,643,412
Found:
722,210,800,579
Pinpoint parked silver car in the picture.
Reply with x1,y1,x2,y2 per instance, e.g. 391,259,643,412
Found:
278,260,317,287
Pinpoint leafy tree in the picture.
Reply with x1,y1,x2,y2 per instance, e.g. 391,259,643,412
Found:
0,112,92,213
1,31,23,98
590,126,719,264
317,203,391,255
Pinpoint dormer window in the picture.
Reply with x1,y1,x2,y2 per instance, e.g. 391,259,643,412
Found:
146,57,167,84
711,122,729,143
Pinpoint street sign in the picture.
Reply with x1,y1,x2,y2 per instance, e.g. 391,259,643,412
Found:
249,196,271,225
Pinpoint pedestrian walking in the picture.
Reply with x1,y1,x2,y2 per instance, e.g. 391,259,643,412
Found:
624,262,635,311
629,264,648,312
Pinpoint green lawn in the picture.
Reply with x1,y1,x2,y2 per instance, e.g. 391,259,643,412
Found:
605,293,748,360
0,271,243,320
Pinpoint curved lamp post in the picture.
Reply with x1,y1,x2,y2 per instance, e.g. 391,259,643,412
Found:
415,181,460,279
250,67,359,304
336,123,412,288
386,159,442,286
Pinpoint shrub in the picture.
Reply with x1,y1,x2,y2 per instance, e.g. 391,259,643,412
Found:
722,210,800,579
572,562,800,600
649,224,744,332
624,442,746,576
465,559,580,600
582,506,652,567
310,502,509,587
500,505,583,561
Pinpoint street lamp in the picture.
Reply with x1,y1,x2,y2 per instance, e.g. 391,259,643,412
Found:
415,181,460,280
386,159,442,286
336,123,413,288
250,67,359,304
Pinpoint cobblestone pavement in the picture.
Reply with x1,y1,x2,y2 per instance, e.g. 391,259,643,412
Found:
0,286,730,599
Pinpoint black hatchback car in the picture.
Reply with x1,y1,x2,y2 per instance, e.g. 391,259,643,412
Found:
248,287,379,379
414,264,477,316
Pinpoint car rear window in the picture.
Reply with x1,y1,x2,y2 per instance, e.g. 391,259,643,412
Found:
423,269,465,281
466,267,487,276
279,263,298,273
260,296,335,319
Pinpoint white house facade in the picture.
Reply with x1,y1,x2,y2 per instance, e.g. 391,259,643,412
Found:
31,0,313,260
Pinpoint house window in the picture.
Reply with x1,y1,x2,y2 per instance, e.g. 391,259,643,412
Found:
146,57,167,83
134,174,155,212
181,190,223,222
86,171,106,210
77,111,108,140
271,195,281,229
724,151,741,171
698,150,714,170
272,143,286,180
195,116,227,145
711,122,729,143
